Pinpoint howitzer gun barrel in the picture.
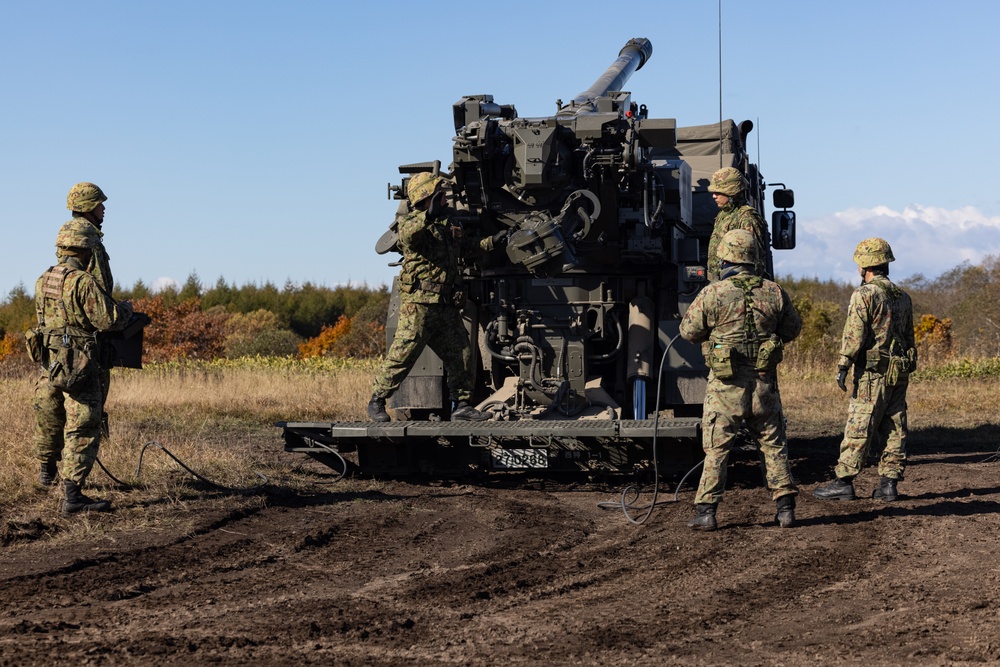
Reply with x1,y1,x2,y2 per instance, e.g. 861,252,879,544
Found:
559,37,652,116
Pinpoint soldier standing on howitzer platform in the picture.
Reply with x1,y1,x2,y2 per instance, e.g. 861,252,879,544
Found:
27,221,132,515
706,167,771,282
367,172,508,423
680,229,802,531
814,238,916,502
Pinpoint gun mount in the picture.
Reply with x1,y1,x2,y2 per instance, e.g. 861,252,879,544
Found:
280,37,796,476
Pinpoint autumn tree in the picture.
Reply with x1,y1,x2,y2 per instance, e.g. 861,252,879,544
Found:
135,296,230,362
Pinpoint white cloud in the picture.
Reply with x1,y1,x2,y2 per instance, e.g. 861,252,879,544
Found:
151,276,180,293
774,205,1000,284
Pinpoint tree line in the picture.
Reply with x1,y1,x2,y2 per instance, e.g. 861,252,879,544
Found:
1,257,998,367
0,274,389,367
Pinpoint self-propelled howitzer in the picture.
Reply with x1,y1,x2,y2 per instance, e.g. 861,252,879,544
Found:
280,37,796,475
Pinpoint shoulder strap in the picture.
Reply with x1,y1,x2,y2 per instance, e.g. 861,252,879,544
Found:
868,278,912,352
38,265,77,328
39,265,70,299
729,275,763,341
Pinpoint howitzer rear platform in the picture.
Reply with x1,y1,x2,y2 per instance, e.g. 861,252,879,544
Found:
279,417,701,476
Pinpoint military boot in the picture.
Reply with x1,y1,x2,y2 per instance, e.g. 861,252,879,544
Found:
451,401,490,421
38,461,58,487
61,480,111,516
872,476,899,501
367,394,390,422
775,495,796,528
812,476,856,501
687,503,717,531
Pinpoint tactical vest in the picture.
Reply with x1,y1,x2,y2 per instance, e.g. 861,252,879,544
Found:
707,275,783,378
397,217,464,304
866,278,916,385
26,264,99,391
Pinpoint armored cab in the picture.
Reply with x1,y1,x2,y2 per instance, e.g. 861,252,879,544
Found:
280,38,796,475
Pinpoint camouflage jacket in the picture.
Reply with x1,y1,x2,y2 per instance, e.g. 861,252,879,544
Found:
397,209,495,304
35,256,129,339
680,267,802,355
838,274,915,371
706,200,770,281
57,217,113,294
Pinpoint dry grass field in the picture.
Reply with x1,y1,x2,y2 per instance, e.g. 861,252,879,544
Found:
0,359,377,532
2,358,1000,665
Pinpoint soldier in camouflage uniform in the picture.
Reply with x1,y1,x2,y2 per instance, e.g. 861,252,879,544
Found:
814,238,915,502
706,167,771,281
31,223,132,515
61,183,116,439
367,172,506,422
63,183,113,293
680,229,802,530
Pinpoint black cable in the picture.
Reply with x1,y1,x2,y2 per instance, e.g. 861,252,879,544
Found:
307,440,350,481
135,441,269,493
95,456,132,487
672,459,705,502
597,334,698,525
93,441,269,494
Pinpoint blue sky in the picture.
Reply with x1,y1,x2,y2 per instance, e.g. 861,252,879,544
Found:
4,0,999,296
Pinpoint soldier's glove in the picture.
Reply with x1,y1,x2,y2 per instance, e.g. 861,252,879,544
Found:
836,366,849,392
491,229,509,248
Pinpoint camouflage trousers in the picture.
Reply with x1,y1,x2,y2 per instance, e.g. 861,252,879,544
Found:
372,301,473,402
694,367,798,505
835,372,907,480
33,369,108,486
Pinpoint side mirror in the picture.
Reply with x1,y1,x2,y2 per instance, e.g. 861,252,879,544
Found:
772,188,794,209
772,211,796,250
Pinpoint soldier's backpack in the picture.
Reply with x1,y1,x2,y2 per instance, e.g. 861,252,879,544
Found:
33,265,99,392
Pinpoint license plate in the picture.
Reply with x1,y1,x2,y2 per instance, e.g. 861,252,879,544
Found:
490,448,548,469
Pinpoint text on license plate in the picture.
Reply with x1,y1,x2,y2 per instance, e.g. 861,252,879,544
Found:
490,448,548,469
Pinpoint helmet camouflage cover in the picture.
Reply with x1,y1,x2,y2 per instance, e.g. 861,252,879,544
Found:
55,219,102,250
717,229,758,265
853,237,895,267
708,167,745,196
406,172,444,207
66,182,107,213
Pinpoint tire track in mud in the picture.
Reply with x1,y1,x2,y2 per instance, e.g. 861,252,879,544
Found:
265,483,887,664
0,488,435,664
3,455,1000,665
368,480,894,664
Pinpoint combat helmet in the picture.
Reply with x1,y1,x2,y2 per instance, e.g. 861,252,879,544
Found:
406,173,444,207
717,229,758,265
708,167,745,197
853,237,895,268
66,182,107,213
55,219,102,251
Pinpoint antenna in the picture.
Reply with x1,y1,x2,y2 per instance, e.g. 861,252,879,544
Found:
757,116,761,176
718,0,723,169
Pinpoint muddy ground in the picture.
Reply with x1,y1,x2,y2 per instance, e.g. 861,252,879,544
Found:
3,424,1000,667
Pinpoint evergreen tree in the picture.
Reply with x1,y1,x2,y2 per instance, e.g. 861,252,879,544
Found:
179,272,203,301
0,283,35,335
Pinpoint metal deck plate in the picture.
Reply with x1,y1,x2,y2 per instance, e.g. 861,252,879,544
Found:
280,418,699,440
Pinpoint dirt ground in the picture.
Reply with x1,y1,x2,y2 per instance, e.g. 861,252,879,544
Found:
3,423,1000,667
